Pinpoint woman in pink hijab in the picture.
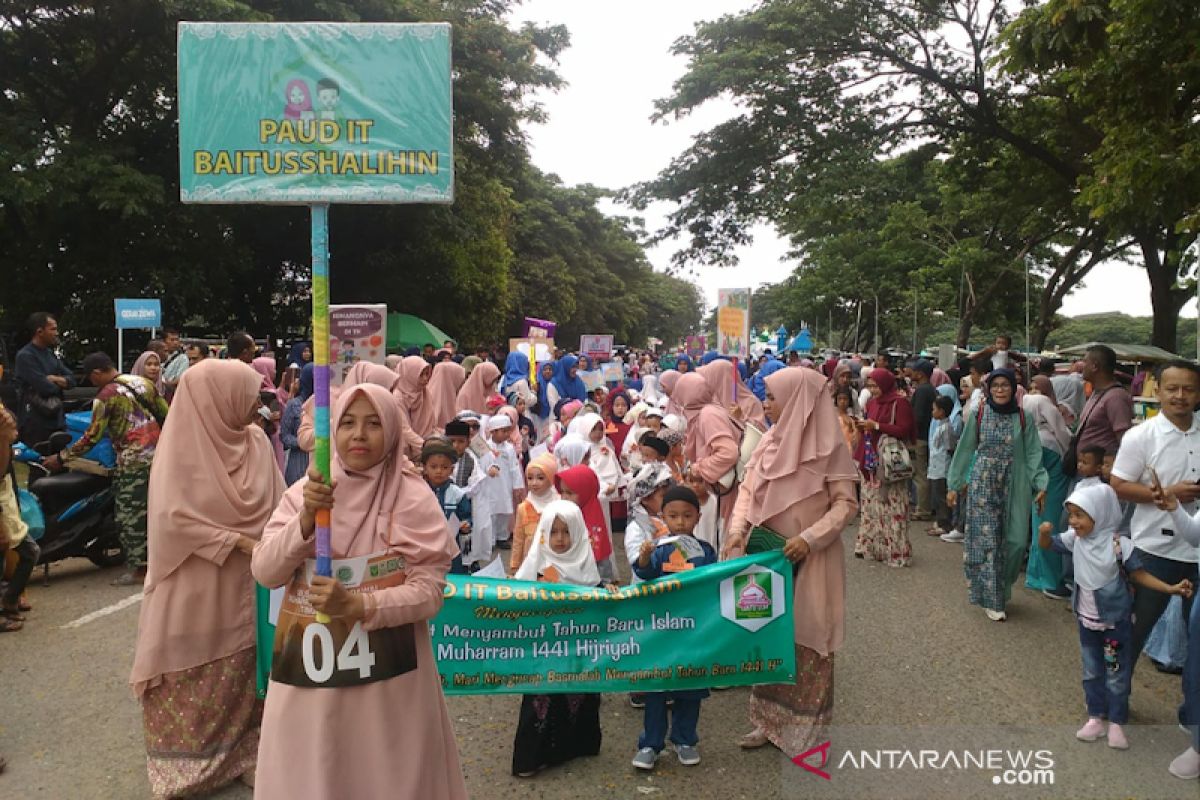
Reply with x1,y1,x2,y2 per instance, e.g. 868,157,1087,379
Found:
395,355,435,436
130,360,284,798
426,360,467,431
252,384,466,799
698,360,766,429
674,372,742,525
455,360,501,414
724,366,859,757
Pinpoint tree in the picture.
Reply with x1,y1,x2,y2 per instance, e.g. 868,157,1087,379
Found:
630,0,1180,350
1,2,696,357
1001,0,1200,350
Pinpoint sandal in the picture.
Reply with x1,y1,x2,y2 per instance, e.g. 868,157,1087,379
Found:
2,607,26,623
738,728,769,749
17,597,32,612
0,618,23,633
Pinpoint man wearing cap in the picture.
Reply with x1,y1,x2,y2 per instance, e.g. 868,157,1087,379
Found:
43,352,168,586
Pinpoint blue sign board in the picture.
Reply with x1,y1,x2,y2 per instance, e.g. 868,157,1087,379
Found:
114,299,162,329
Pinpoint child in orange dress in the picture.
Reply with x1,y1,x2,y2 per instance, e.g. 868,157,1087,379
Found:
510,454,558,572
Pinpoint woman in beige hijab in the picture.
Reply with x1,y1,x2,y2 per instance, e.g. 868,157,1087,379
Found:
724,367,859,758
130,359,284,797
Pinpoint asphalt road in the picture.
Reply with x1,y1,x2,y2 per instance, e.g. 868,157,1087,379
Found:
1,522,1195,799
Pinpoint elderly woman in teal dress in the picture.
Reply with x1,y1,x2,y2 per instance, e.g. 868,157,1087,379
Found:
947,369,1048,622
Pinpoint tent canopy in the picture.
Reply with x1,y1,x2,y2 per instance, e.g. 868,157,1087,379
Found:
386,313,454,352
1056,342,1184,363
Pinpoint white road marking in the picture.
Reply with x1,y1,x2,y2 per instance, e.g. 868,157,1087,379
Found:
60,592,144,629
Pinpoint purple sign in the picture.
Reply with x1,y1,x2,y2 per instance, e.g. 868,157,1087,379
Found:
522,316,557,339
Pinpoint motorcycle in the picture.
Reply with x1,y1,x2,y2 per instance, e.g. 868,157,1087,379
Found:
13,431,125,570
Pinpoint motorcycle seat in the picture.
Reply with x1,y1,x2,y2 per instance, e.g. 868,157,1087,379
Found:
29,471,110,509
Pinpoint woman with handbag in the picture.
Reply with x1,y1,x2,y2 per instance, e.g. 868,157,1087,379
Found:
946,369,1048,621
853,368,916,566
722,365,859,756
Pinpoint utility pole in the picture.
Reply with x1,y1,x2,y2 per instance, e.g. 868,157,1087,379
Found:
1025,254,1031,353
874,293,879,354
912,278,918,354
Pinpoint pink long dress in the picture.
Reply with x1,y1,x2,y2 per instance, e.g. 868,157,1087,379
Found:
251,384,467,800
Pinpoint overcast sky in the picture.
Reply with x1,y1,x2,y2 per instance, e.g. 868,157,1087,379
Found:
507,0,1192,320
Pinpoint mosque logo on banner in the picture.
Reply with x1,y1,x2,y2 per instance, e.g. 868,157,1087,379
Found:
719,564,785,632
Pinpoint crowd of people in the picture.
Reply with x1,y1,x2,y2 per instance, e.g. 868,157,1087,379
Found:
1,314,1199,792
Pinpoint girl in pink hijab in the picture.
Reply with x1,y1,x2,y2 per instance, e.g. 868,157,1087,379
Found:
698,360,766,429
426,360,467,431
282,78,313,120
455,360,501,414
395,355,435,436
674,372,742,526
724,366,859,757
130,360,284,798
657,369,683,416
253,384,466,799
252,356,286,470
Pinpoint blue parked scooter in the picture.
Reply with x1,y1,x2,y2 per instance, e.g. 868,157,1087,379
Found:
13,432,124,571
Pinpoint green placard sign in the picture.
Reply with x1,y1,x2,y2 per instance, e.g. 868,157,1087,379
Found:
256,552,796,696
177,22,453,204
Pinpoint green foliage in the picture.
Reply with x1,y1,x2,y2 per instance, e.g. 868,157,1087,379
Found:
0,1,699,357
633,0,1198,352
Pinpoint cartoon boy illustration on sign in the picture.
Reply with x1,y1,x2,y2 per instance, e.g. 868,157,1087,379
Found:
283,79,315,120
316,78,342,121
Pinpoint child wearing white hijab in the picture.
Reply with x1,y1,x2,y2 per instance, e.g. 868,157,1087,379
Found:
568,412,626,535
1038,482,1193,751
470,415,523,565
510,501,606,777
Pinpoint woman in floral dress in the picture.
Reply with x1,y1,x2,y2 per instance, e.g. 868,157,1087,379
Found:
853,368,915,566
947,369,1047,621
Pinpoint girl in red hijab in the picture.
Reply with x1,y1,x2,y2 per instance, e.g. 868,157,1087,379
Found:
853,368,915,567
556,465,614,581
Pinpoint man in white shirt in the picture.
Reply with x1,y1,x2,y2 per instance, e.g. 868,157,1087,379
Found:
1109,360,1200,664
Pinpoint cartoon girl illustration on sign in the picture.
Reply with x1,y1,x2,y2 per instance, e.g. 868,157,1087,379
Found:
283,79,315,120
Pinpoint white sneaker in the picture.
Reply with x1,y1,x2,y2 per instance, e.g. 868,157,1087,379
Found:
984,608,1007,622
1168,747,1200,780
940,529,964,543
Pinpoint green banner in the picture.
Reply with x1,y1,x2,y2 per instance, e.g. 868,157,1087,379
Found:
177,22,453,204
433,552,796,694
257,551,796,696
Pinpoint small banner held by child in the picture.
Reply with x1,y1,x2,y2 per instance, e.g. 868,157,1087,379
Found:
256,551,795,696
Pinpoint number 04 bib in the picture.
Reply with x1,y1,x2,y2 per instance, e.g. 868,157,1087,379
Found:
271,551,417,688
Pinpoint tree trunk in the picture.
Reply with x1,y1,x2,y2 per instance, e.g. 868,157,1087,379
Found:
955,272,976,348
1140,231,1192,353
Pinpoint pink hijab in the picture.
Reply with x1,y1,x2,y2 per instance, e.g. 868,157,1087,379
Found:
283,79,312,119
132,360,284,694
395,355,434,435
252,356,286,403
747,366,859,525
930,368,951,388
130,351,165,395
673,372,739,464
498,405,522,448
456,361,501,413
698,361,766,429
313,384,450,556
346,361,400,391
658,369,682,415
426,361,466,431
